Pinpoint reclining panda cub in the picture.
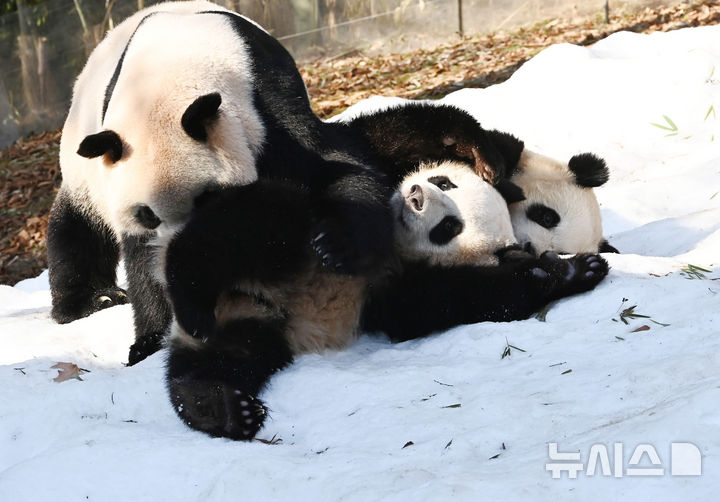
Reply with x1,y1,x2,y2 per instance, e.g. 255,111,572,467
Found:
163,157,609,440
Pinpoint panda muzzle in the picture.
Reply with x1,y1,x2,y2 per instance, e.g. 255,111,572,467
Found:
407,184,425,212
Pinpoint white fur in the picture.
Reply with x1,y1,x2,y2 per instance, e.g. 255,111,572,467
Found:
59,1,265,236
393,162,516,266
509,150,604,253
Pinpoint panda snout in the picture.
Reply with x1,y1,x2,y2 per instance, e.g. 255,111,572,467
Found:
407,184,425,212
133,204,161,230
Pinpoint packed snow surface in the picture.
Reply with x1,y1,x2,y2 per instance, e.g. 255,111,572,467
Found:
2,26,719,501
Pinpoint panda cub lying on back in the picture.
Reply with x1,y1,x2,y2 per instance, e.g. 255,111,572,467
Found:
163,161,608,440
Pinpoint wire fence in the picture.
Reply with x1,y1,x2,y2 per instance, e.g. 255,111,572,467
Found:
0,0,669,148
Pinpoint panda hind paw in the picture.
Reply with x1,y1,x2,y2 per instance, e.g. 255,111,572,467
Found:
170,377,266,441
51,286,128,324
92,287,129,311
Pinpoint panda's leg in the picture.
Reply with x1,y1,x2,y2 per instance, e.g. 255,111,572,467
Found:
122,233,173,366
310,164,394,276
363,253,609,342
47,189,128,323
164,182,315,341
162,182,315,440
167,317,293,440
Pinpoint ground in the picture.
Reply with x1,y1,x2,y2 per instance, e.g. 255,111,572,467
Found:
1,0,720,285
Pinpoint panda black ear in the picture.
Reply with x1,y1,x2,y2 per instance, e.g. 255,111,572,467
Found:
495,179,526,204
568,153,609,188
487,129,525,177
77,130,123,162
599,239,619,253
182,93,222,142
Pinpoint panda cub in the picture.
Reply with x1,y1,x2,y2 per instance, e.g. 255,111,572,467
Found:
164,162,608,440
486,130,618,254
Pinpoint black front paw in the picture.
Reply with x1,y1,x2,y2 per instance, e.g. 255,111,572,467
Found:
52,286,128,324
311,213,392,276
531,252,609,295
169,377,266,441
127,331,166,366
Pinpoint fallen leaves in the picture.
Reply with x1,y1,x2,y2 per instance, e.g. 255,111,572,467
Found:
51,362,89,382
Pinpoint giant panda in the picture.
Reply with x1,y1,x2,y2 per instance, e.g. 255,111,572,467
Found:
484,130,619,254
49,2,507,366
162,161,609,440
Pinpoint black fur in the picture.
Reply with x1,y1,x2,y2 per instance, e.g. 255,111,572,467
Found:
599,239,619,253
526,203,561,229
495,179,526,204
486,129,525,178
362,252,608,342
77,130,123,162
568,152,610,188
167,317,292,440
165,181,315,339
429,216,464,245
345,103,507,185
181,92,222,142
122,233,173,366
47,192,127,323
133,205,161,230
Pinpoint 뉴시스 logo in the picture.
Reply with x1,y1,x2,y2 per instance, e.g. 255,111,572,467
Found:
546,442,702,479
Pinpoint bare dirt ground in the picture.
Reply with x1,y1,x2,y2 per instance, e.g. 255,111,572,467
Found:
1,0,718,285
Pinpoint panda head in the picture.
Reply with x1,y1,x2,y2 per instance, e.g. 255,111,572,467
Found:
391,162,517,266
508,149,617,254
70,12,265,235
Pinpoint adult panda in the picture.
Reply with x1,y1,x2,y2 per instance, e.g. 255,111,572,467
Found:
49,1,504,365
481,130,619,255
163,161,608,440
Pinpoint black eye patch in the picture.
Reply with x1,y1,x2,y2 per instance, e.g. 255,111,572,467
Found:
427,176,457,191
429,215,464,245
526,203,561,229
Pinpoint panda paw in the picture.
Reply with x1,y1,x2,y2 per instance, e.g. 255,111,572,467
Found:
311,217,391,275
532,252,609,294
92,287,129,311
169,377,266,441
127,331,166,366
51,286,128,324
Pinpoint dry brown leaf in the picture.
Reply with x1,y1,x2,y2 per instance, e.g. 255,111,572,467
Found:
51,362,89,382
631,325,651,333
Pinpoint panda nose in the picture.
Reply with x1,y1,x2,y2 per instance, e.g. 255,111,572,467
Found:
408,184,424,212
133,204,161,230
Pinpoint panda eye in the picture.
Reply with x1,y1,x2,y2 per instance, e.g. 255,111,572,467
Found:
526,203,561,229
429,215,464,245
427,176,457,191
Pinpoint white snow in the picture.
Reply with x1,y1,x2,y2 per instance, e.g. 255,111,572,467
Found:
2,26,719,501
